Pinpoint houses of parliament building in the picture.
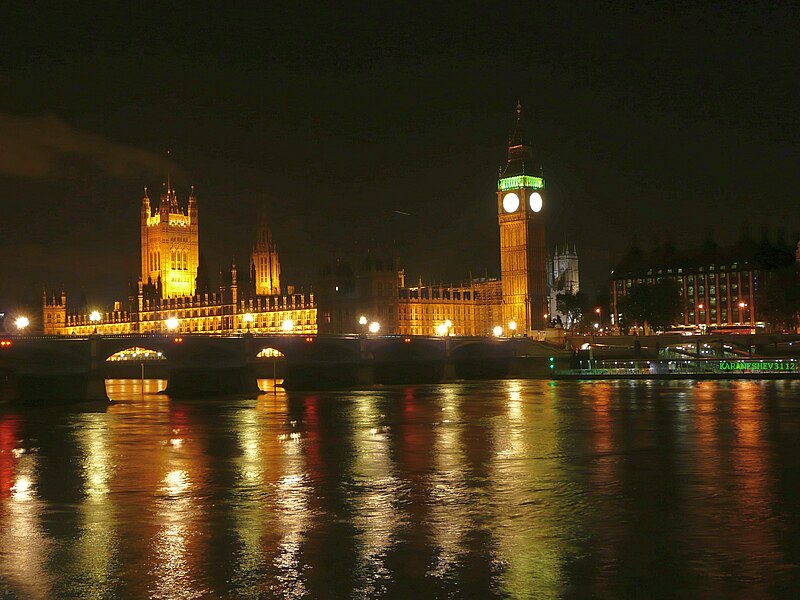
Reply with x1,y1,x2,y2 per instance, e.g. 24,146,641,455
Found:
43,105,571,338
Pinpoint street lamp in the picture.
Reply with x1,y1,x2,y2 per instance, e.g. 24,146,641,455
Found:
358,315,367,326
15,316,29,333
281,319,294,333
165,316,179,332
243,312,254,333
368,321,381,334
90,310,101,333
436,323,448,336
492,325,503,337
508,321,517,336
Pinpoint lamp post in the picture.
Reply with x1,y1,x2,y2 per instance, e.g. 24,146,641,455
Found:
90,310,101,334
508,320,517,337
281,319,294,333
492,325,503,337
165,316,179,333
243,312,254,333
368,321,380,334
15,316,29,334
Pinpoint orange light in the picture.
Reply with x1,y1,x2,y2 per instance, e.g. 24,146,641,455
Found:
173,337,184,343
305,336,314,343
403,337,411,343
0,340,11,347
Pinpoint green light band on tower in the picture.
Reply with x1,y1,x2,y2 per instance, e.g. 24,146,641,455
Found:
497,175,545,191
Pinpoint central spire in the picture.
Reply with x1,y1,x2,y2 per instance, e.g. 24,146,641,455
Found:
501,101,538,178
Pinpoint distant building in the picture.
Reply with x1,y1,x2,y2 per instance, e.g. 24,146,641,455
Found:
316,102,546,337
610,232,796,331
141,184,199,298
44,190,315,336
548,243,579,326
43,104,559,338
315,256,502,336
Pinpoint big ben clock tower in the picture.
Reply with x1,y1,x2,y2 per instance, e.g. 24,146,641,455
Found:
498,101,548,335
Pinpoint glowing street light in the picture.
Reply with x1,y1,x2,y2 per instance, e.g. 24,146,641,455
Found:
165,317,179,332
90,310,101,333
368,321,381,334
15,316,29,332
358,315,367,326
281,319,294,333
738,301,747,309
492,325,503,337
508,321,517,335
436,323,448,336
243,312,254,332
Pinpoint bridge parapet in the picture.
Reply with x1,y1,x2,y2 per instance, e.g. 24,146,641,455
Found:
0,333,564,401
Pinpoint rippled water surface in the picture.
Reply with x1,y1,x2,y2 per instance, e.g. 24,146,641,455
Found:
2,378,800,598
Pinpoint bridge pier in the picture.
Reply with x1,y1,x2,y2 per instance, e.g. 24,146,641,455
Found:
165,365,261,398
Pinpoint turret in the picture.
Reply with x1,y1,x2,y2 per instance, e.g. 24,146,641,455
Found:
188,184,198,223
251,208,281,295
230,261,238,307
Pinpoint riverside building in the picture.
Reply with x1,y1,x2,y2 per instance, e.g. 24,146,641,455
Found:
43,104,560,338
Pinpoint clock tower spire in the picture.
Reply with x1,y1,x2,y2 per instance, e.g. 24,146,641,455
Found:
497,102,548,335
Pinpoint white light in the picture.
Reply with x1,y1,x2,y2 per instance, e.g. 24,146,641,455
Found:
508,321,517,332
444,319,452,328
281,319,294,332
15,316,29,330
243,312,254,323
358,315,367,326
436,323,448,336
502,192,520,213
529,191,543,213
493,325,503,337
90,310,101,323
368,321,381,334
165,317,179,331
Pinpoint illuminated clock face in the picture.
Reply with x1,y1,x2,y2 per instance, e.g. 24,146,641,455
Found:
502,192,520,213
529,192,543,213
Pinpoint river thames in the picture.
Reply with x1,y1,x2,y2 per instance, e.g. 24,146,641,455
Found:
1,379,799,598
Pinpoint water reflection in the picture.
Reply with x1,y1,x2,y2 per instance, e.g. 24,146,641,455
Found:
0,416,52,599
350,391,404,597
0,379,799,597
426,386,468,583
488,380,578,597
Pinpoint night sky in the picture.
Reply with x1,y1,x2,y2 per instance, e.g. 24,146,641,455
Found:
1,3,798,313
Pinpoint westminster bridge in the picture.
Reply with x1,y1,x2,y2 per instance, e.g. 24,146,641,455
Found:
0,333,561,403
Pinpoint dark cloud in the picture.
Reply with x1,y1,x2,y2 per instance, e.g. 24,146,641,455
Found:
0,112,175,179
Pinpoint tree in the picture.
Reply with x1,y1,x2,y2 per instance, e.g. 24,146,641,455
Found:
760,266,800,332
618,280,681,334
556,291,589,333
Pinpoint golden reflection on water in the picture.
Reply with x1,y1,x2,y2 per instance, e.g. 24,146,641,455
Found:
0,379,797,597
426,386,468,582
71,412,117,594
150,419,209,600
489,380,571,597
350,391,403,596
228,391,289,597
270,394,312,599
0,437,52,599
